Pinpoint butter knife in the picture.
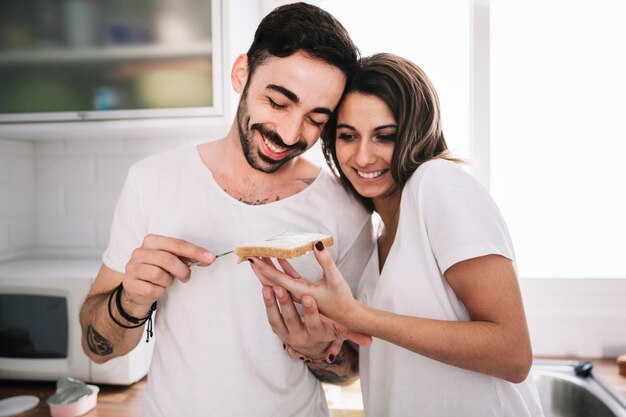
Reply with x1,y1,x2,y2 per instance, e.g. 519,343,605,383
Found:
186,231,287,267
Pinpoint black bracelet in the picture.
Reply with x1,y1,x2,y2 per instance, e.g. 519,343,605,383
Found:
107,283,157,342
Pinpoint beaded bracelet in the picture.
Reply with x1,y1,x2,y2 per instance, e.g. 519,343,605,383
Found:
107,283,157,342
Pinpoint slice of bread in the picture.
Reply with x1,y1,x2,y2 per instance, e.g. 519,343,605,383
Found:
234,232,333,263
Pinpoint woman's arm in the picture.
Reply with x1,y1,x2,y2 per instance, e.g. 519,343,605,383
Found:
250,246,532,383
344,254,532,383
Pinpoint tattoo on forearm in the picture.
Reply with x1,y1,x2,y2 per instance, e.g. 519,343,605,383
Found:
86,325,113,356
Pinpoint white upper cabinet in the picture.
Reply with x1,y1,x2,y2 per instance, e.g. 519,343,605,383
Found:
0,0,223,123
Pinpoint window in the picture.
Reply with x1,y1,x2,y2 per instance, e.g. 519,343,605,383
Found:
322,0,626,280
321,0,471,159
491,0,626,278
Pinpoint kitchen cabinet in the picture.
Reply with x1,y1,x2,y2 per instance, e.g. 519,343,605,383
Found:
0,0,222,123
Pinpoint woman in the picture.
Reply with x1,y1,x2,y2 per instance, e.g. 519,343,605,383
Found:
249,53,544,416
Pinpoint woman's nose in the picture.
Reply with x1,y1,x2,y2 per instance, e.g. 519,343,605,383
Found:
355,139,375,166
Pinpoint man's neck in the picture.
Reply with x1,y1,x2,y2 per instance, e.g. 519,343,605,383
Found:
197,126,320,204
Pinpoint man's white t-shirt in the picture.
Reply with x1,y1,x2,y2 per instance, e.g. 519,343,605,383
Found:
357,159,545,417
103,145,374,417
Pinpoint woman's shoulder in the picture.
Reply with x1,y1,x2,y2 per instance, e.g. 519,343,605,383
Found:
405,158,472,191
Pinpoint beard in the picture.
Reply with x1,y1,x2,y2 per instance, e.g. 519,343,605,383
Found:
236,91,307,174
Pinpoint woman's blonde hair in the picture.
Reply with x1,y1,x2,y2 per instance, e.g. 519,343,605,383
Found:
322,53,459,211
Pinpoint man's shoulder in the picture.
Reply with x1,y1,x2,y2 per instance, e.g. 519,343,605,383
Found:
131,144,198,175
314,169,370,216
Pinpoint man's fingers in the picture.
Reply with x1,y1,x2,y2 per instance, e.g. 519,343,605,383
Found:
301,295,324,335
273,286,305,333
132,263,176,288
261,286,289,338
130,249,192,282
142,234,216,265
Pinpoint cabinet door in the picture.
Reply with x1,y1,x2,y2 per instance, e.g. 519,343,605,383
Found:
0,0,221,122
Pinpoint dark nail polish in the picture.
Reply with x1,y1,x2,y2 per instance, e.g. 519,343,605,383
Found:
305,359,311,363
299,356,305,361
315,241,324,251
248,258,254,264
328,354,335,362
282,344,286,350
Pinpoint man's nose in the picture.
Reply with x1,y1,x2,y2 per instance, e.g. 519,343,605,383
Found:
278,115,304,146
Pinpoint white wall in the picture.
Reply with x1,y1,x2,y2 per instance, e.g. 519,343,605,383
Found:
0,0,260,260
0,139,36,261
31,138,206,259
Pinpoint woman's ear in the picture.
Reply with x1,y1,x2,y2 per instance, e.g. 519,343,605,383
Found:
231,54,249,94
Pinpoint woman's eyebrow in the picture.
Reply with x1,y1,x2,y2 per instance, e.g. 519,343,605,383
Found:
374,124,398,131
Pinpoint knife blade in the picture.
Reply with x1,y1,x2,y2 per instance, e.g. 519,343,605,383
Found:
185,231,287,267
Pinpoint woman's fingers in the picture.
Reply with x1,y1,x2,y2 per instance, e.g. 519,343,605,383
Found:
277,258,301,279
345,330,372,347
324,339,345,364
249,257,311,296
312,241,342,283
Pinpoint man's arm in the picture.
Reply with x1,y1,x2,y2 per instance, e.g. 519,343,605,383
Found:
80,265,145,363
80,235,216,363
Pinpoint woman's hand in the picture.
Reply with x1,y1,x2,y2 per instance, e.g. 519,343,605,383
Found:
248,240,358,323
260,284,370,363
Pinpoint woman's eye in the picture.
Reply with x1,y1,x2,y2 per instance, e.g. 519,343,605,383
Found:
337,133,356,141
376,134,396,143
268,98,286,109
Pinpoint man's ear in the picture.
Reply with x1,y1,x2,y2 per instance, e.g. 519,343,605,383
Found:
231,54,249,94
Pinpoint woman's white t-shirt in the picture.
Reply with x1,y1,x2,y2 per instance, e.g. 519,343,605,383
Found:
357,159,544,417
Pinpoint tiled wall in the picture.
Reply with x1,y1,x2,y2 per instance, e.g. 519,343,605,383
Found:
32,137,204,259
1,137,209,261
0,139,36,261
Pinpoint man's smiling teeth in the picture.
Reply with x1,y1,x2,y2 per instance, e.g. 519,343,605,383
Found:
357,170,384,179
263,136,287,154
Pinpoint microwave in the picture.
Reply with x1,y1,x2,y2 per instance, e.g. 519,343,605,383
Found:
0,258,153,385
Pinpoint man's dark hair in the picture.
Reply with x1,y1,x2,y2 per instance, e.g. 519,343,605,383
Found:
246,2,359,79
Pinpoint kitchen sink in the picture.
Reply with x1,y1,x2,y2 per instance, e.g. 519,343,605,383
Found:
533,360,626,417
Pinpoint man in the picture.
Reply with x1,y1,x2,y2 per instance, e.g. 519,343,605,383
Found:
79,3,374,416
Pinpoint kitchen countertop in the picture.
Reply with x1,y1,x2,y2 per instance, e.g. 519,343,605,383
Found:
1,359,624,417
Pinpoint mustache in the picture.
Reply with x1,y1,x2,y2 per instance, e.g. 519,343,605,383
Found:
252,124,306,151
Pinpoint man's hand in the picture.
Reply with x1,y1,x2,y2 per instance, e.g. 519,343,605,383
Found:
80,234,216,363
260,284,367,384
121,234,216,316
